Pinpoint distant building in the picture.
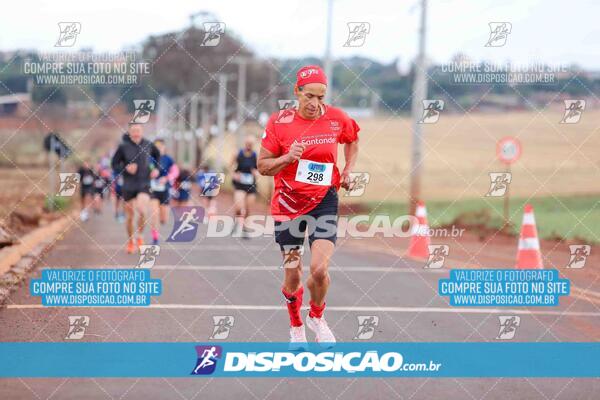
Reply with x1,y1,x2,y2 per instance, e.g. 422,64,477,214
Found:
0,93,32,117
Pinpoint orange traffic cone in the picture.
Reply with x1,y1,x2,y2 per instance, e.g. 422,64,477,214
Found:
407,201,431,260
516,204,543,269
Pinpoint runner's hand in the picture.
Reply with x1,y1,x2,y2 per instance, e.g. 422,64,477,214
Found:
150,169,159,179
286,141,305,164
340,169,352,190
125,163,138,175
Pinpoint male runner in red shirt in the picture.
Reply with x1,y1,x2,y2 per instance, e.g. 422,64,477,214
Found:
258,65,360,349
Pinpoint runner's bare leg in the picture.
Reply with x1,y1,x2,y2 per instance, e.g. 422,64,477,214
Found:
283,254,303,294
136,193,150,237
150,198,160,233
124,199,135,240
233,190,246,228
306,239,334,306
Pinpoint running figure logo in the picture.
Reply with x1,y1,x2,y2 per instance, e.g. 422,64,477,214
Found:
191,345,222,375
344,22,371,47
485,22,512,47
485,172,512,197
210,316,235,340
496,316,520,340
354,315,379,340
167,207,204,242
275,100,298,124
566,245,591,269
281,245,304,269
419,100,444,124
57,173,80,197
199,173,225,197
200,22,226,47
65,316,89,340
130,100,156,124
344,172,371,197
560,100,586,124
425,245,449,269
137,245,161,269
55,22,81,47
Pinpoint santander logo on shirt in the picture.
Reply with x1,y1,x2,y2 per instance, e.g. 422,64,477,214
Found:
299,133,337,147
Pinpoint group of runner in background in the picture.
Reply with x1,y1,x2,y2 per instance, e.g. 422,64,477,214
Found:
77,123,258,251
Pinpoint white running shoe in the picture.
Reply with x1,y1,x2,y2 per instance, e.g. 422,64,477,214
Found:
79,210,89,222
306,316,336,348
288,325,308,351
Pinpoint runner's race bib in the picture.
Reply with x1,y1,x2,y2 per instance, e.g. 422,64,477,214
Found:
82,175,94,185
239,172,254,185
295,159,333,186
151,179,166,192
94,178,104,188
117,176,124,186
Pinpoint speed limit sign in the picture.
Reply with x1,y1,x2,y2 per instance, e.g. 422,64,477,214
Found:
496,137,522,164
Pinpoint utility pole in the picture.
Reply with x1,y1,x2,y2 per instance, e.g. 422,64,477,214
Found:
189,93,198,169
48,134,55,210
176,97,186,164
216,73,230,172
324,0,334,104
269,58,278,111
233,57,248,148
195,95,212,168
409,0,428,216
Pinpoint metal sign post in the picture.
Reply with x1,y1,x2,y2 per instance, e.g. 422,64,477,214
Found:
496,136,522,224
48,134,56,210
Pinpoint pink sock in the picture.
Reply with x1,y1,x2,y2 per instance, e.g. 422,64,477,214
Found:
151,229,159,241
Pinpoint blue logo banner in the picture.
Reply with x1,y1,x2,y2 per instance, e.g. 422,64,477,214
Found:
0,342,598,378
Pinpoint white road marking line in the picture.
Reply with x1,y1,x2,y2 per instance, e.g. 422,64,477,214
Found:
41,265,446,273
54,244,270,251
5,304,600,317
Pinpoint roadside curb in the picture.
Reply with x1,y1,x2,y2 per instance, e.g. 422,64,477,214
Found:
0,210,76,306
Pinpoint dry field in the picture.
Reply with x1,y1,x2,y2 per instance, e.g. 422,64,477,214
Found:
348,110,600,204
219,110,600,205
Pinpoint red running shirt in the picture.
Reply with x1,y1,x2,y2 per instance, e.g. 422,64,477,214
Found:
261,105,360,221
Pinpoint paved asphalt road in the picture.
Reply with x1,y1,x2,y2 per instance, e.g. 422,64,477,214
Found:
1,202,598,399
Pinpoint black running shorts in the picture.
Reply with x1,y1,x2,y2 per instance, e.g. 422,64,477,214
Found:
274,187,338,251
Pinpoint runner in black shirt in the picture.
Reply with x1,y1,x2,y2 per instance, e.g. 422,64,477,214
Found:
111,123,160,253
230,135,258,238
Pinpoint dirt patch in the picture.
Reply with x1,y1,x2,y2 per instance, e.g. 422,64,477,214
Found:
437,209,515,241
0,168,73,243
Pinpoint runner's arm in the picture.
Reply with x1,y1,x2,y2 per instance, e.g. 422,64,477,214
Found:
111,146,125,173
251,154,259,177
341,139,359,188
342,139,359,173
257,146,298,176
149,144,161,168
167,164,179,185
229,154,239,179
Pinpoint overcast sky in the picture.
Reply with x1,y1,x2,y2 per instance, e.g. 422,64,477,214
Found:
2,0,600,69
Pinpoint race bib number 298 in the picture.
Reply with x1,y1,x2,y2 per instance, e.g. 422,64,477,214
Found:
295,159,333,186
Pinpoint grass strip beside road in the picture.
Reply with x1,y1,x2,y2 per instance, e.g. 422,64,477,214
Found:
360,195,600,244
